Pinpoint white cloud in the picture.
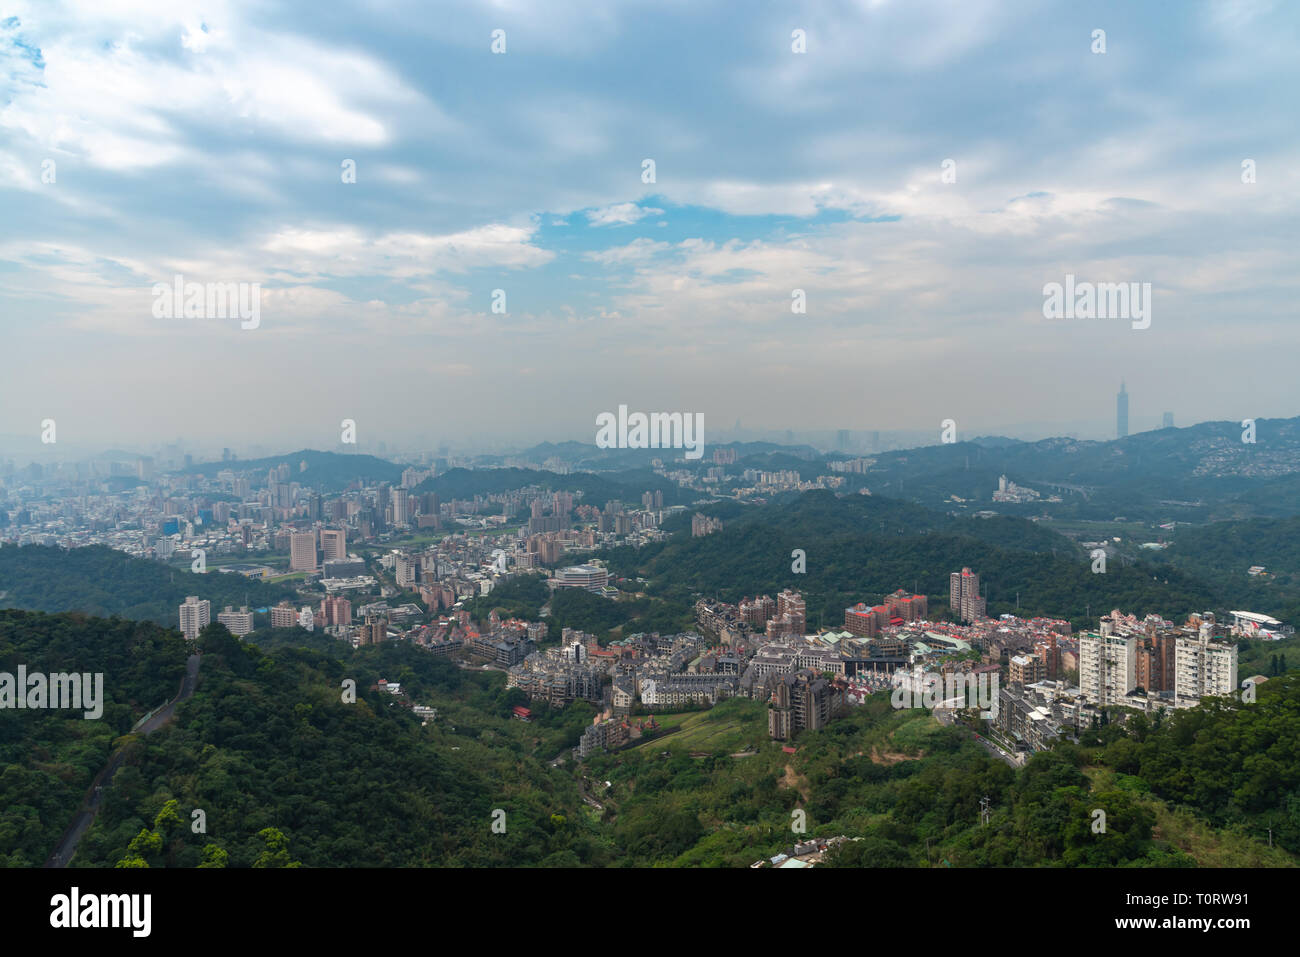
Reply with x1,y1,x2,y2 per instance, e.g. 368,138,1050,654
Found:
585,203,664,227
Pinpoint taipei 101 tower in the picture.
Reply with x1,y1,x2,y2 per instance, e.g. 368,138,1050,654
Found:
1117,381,1129,439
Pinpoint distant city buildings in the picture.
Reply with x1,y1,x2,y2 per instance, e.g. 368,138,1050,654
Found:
551,564,609,592
179,595,210,640
320,527,347,561
216,605,254,637
289,530,318,572
691,513,723,537
767,669,848,741
949,567,986,623
270,601,299,629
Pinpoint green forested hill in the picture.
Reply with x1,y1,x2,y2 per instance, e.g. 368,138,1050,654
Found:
72,623,606,868
1157,516,1300,623
415,466,689,509
605,492,1222,630
0,609,188,866
6,610,1297,868
585,676,1300,868
0,545,296,626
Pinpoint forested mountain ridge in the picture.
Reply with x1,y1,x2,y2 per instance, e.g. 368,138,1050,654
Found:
606,491,1225,630
0,545,296,626
0,609,188,867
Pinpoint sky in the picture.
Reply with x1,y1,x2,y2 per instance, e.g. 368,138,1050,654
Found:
1,0,1297,455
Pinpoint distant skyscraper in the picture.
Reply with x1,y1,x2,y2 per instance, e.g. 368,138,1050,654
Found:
1162,411,1174,429
1117,381,1129,439
836,429,849,450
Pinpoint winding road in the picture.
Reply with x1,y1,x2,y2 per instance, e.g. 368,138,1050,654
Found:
43,653,201,868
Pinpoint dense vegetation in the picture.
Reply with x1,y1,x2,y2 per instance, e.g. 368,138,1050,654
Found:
72,623,607,867
1158,516,1300,623
603,491,1221,631
0,544,297,627
461,574,550,622
585,677,1299,867
415,466,691,509
0,610,188,867
544,587,693,643
4,607,1296,868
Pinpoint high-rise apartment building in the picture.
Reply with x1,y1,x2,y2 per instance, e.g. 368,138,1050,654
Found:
1078,631,1137,706
391,487,409,525
776,589,806,635
767,669,848,740
358,614,388,646
740,595,776,628
318,596,352,627
216,605,254,637
179,595,211,641
949,567,986,623
270,601,298,628
1135,632,1176,693
394,552,418,587
290,530,318,572
1174,632,1238,708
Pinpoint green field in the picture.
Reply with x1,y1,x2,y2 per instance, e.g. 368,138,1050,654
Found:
634,699,768,753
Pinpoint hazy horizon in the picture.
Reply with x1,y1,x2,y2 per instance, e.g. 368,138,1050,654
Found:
3,1,1297,449
0,406,1278,466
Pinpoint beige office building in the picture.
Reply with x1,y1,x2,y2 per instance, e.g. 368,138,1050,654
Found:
290,530,318,572
320,527,347,562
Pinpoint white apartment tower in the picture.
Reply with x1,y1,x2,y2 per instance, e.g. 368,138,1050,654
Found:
1174,631,1238,708
217,605,255,637
179,595,211,641
1078,631,1136,707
